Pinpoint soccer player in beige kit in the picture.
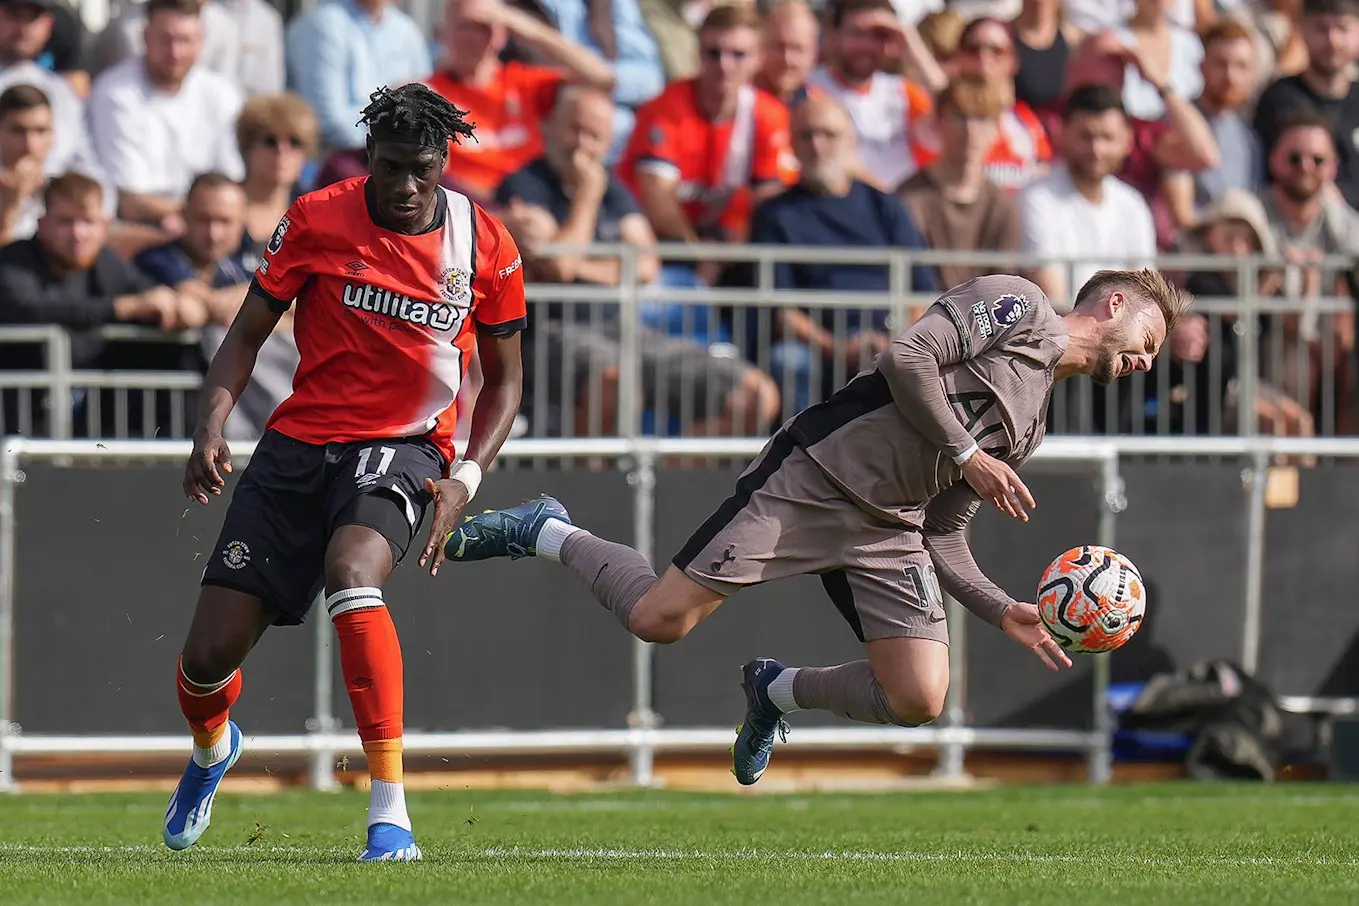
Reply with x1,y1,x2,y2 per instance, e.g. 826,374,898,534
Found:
444,269,1188,784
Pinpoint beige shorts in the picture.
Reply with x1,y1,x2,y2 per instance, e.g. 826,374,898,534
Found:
670,433,949,644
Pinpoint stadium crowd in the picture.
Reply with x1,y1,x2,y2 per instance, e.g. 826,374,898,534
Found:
0,0,1357,440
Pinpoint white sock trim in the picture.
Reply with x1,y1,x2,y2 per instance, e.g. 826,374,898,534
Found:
368,778,411,831
178,665,238,696
193,729,233,768
767,667,801,714
536,518,582,563
327,586,385,620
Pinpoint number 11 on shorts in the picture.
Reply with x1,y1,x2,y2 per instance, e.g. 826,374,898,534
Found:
355,446,396,478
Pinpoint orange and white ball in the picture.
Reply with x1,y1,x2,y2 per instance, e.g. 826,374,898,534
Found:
1037,546,1147,654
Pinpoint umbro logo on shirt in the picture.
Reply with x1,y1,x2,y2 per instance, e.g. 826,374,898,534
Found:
343,260,370,276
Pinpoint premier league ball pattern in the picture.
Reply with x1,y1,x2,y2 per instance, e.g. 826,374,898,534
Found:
1037,545,1147,654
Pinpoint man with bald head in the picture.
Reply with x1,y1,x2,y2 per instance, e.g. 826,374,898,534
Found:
496,86,778,436
745,93,937,411
756,0,819,107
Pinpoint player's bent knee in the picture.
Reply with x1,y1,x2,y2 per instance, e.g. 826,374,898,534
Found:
880,680,947,726
324,524,396,591
180,642,242,687
623,568,725,644
625,607,692,644
886,692,945,727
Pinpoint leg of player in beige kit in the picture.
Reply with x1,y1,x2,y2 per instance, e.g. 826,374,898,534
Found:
785,640,950,728
554,528,728,642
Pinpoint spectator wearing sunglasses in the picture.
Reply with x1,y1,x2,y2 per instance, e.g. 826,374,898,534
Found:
1257,108,1359,426
234,92,318,258
1254,0,1359,210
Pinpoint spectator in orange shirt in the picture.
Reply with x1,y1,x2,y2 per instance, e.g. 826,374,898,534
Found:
616,3,797,336
915,16,1053,191
426,0,615,205
756,0,819,107
618,4,795,246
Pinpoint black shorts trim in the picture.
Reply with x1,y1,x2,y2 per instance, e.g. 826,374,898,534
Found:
672,431,798,573
477,316,527,337
334,489,420,565
820,570,866,643
200,576,299,626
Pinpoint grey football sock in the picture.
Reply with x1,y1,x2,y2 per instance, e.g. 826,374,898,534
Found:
559,531,657,631
792,661,914,727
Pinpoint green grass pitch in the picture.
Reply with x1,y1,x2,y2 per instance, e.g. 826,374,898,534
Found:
1,783,1357,904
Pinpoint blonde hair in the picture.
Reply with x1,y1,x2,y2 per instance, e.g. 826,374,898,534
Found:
236,93,320,158
937,74,1006,119
917,9,964,60
1075,268,1194,332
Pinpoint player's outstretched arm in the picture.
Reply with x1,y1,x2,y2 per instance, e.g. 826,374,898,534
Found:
879,306,1035,521
418,330,524,576
922,485,1072,672
183,290,282,505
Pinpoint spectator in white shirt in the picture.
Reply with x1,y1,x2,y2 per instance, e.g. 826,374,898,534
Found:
89,0,284,99
88,0,243,234
86,0,257,91
1020,83,1156,307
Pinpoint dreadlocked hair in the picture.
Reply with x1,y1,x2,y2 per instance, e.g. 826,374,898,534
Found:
358,83,477,148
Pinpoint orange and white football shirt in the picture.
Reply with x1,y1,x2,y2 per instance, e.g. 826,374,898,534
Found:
617,79,798,239
251,177,526,467
914,101,1053,191
426,63,563,200
805,66,932,190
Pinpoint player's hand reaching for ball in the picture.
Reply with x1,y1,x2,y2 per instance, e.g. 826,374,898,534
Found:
960,450,1035,522
419,477,471,577
184,433,232,505
1001,603,1072,672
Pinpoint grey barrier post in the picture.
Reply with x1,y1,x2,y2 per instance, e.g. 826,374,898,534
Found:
1241,448,1270,675
309,589,339,791
628,449,659,786
1089,450,1125,784
937,591,968,780
0,442,18,790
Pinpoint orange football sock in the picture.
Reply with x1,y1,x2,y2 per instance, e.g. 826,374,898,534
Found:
176,656,241,749
330,589,410,830
331,592,404,743
363,739,403,784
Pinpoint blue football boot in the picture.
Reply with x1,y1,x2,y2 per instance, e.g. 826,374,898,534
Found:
731,659,791,786
443,496,571,562
358,823,423,862
163,720,243,850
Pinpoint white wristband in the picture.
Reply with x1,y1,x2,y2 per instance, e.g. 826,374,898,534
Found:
953,443,980,467
449,459,483,500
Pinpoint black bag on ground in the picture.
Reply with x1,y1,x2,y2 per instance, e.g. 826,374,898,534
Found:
1118,659,1285,780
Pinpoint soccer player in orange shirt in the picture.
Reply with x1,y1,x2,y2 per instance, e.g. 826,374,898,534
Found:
165,85,527,862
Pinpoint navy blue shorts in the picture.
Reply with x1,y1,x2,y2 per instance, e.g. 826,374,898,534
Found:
200,429,445,625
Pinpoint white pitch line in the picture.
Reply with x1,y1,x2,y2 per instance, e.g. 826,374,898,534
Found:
0,844,1355,868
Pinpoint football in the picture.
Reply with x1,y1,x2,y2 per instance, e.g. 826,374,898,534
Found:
1037,545,1147,654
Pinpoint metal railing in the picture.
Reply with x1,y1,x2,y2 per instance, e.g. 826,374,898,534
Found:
0,435,1119,791
3,432,1358,791
2,246,1355,442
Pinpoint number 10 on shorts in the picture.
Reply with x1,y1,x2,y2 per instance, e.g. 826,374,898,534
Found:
904,562,945,618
